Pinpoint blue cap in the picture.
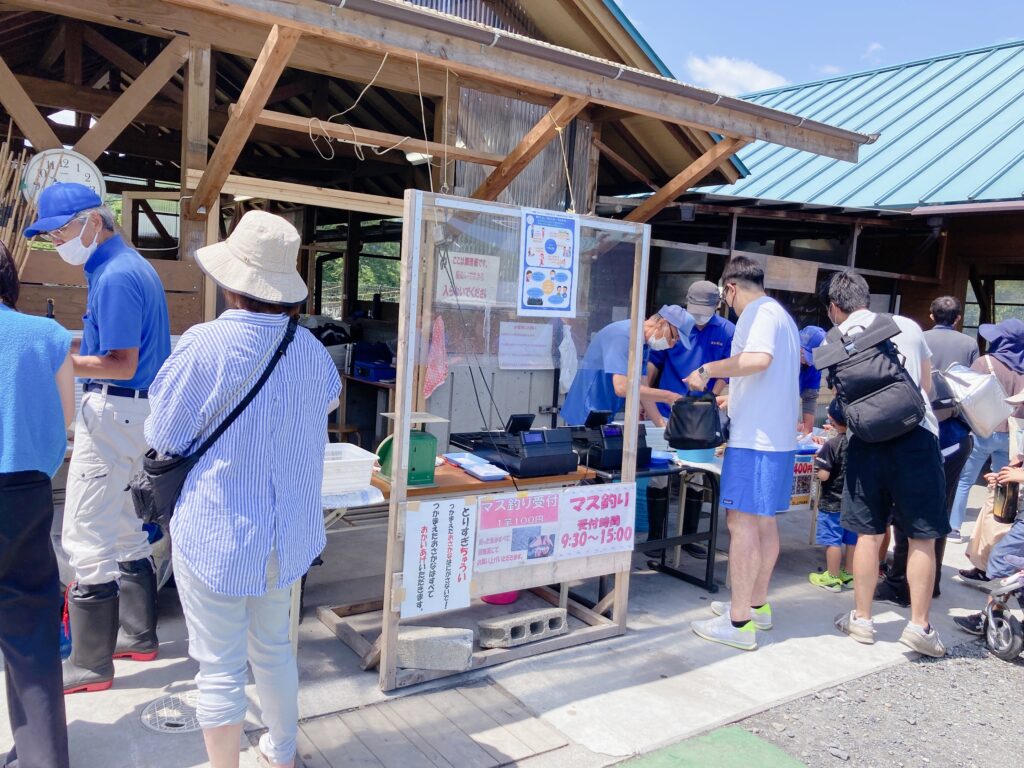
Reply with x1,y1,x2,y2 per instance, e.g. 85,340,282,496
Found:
24,183,102,236
799,325,826,364
658,304,694,350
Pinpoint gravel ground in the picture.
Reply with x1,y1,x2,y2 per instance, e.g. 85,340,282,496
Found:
739,638,1024,768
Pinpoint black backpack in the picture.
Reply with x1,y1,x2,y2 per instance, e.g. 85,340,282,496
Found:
812,314,926,443
665,392,728,450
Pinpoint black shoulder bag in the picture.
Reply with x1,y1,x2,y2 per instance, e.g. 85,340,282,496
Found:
129,317,298,529
665,392,728,450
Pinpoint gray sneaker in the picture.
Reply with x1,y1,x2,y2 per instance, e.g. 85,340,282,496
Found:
834,610,875,644
899,623,946,657
692,612,758,651
710,601,773,630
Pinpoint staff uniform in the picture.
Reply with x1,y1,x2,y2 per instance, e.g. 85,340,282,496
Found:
147,309,340,765
648,314,734,417
560,320,651,426
0,304,71,768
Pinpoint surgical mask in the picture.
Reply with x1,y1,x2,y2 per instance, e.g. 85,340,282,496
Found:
692,312,713,327
55,226,99,266
648,334,671,351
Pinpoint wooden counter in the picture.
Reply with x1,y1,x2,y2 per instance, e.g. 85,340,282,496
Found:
370,463,590,499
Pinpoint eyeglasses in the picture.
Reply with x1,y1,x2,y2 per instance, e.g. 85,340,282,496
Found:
37,215,89,244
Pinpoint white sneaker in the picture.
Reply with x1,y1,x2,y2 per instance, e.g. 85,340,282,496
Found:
899,622,946,657
691,612,758,651
710,600,773,630
834,610,875,644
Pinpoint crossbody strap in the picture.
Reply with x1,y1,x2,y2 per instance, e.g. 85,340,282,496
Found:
190,317,298,462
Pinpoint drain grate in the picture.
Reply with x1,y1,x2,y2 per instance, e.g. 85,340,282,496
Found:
141,691,201,733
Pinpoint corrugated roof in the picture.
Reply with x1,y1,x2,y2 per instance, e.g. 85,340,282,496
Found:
700,40,1024,209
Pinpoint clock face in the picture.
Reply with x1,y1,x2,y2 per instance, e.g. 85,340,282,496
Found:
21,149,106,204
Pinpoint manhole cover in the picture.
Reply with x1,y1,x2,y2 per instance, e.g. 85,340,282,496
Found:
141,691,201,733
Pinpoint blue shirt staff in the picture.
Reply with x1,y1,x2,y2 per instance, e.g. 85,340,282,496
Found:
561,305,694,427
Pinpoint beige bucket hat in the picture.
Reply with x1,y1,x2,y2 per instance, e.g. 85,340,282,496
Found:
196,210,308,304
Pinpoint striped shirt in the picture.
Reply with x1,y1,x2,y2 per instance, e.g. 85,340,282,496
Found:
145,310,341,596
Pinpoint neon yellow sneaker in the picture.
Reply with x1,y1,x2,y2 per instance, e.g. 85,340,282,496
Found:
691,612,758,650
809,571,844,593
710,601,773,630
839,568,854,588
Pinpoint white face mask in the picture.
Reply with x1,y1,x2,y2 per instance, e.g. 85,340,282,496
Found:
55,223,99,266
648,333,671,351
692,312,713,327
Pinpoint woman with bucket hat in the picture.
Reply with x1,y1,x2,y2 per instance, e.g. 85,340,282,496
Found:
145,211,340,768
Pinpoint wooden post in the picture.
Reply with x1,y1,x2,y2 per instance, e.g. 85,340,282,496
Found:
847,223,862,267
625,137,748,224
187,25,301,217
473,96,588,201
343,212,361,317
180,42,213,320
584,123,602,215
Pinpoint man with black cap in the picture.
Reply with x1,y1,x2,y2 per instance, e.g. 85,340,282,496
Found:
646,280,734,557
24,182,170,694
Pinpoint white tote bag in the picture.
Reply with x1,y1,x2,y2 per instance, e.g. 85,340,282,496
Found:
943,358,1012,439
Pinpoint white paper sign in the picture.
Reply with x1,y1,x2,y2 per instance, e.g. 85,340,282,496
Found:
498,322,555,370
557,482,636,559
436,252,501,307
474,490,562,572
517,209,580,318
400,497,477,618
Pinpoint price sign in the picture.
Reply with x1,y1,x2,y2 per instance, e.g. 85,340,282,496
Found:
557,482,636,559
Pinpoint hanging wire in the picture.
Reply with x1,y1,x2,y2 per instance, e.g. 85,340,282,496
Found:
551,114,577,214
440,66,451,195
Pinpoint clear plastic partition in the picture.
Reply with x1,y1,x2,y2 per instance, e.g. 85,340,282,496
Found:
395,192,650,460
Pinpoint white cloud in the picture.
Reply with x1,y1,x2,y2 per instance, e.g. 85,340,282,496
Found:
861,42,884,63
819,64,844,76
684,55,787,96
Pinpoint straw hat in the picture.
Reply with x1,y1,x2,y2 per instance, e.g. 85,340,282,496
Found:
196,210,307,304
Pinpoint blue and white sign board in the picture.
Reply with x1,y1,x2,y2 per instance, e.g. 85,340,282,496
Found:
517,209,580,318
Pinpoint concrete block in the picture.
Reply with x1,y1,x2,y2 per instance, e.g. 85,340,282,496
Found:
396,626,474,671
478,607,568,649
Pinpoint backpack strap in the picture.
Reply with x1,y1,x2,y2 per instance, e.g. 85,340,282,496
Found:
811,314,901,371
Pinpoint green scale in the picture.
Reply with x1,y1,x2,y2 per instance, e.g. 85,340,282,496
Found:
376,412,448,486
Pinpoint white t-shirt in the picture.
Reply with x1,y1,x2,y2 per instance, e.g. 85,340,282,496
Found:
835,309,938,436
728,296,801,452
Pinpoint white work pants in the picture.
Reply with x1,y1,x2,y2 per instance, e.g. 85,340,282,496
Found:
173,551,299,766
62,390,152,585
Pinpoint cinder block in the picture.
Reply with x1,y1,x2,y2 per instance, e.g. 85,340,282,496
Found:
478,607,568,649
396,627,474,671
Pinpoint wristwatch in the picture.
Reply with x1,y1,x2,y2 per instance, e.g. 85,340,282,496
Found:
697,365,710,382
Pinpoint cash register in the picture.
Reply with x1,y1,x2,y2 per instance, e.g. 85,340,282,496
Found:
569,410,652,471
448,414,579,478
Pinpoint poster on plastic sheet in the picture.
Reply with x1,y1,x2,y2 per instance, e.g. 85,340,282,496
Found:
400,498,477,618
474,491,561,572
557,482,636,559
436,252,501,307
498,322,555,370
517,209,580,318
790,456,815,508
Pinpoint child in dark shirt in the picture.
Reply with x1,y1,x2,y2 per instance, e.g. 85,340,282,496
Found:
809,399,857,592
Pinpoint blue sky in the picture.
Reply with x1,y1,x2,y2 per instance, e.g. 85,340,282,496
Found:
616,0,1024,95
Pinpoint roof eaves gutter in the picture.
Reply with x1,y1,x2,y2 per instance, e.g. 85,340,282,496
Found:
339,0,874,150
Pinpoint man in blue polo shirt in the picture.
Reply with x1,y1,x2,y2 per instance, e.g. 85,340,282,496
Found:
25,183,170,694
646,281,734,557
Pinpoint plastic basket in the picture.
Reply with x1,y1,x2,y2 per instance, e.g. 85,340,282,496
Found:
322,442,377,494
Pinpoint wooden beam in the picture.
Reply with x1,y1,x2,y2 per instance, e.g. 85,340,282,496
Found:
254,108,506,167
267,73,315,104
82,26,183,104
74,38,189,161
188,25,301,217
625,137,748,223
39,20,65,71
0,54,61,150
594,137,659,192
473,95,588,201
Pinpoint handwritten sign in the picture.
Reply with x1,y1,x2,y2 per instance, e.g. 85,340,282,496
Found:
557,482,636,559
436,252,500,307
474,491,561,572
400,498,477,618
498,322,555,370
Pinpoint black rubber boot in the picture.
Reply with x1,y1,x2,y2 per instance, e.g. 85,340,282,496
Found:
643,484,669,558
62,582,118,694
114,558,159,661
932,536,947,599
682,487,707,559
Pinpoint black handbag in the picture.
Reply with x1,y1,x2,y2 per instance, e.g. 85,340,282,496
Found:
129,318,298,529
665,392,727,450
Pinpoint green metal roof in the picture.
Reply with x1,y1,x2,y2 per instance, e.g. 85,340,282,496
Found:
700,40,1024,209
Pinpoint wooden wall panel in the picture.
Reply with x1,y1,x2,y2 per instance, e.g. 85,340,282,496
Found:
19,284,202,335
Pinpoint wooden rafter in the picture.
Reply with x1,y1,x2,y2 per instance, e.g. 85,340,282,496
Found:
82,26,184,104
594,138,659,192
39,20,65,70
74,37,189,161
254,108,506,167
0,53,61,150
473,95,588,201
625,137,749,223
187,25,301,217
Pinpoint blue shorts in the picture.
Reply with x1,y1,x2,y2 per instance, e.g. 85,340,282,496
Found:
720,448,797,516
987,516,1024,579
816,509,858,547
